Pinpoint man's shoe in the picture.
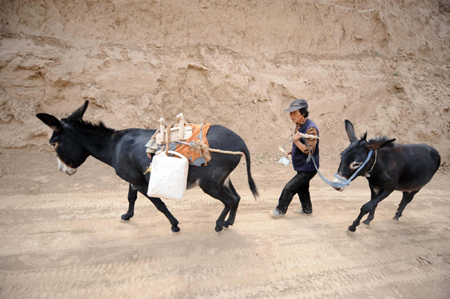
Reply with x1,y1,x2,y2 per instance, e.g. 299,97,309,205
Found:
293,208,312,215
270,208,285,218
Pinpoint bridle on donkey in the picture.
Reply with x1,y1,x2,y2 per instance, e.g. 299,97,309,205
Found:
301,137,375,189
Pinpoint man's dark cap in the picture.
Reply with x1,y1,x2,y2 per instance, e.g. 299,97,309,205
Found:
284,99,308,113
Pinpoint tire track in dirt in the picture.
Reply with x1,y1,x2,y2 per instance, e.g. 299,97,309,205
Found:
1,184,450,298
1,247,449,298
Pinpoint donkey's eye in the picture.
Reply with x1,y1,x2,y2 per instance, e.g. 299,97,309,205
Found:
350,161,362,169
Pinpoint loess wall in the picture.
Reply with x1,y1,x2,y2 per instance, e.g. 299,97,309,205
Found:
1,0,449,166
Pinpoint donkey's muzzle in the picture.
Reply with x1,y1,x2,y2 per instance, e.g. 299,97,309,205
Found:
57,157,77,175
332,174,348,191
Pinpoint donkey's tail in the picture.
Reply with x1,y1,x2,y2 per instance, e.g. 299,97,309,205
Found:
242,146,259,199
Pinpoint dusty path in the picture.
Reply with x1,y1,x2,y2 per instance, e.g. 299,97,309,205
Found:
0,150,449,298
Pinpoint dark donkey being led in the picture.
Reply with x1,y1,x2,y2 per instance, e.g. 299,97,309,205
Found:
36,101,258,234
334,120,440,233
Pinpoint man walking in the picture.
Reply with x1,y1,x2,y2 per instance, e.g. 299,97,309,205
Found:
271,99,319,217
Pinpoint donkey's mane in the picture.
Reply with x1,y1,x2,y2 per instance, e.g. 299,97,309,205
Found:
66,118,117,134
368,135,395,145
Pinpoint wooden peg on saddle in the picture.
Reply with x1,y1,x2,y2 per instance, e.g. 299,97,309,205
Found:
157,118,166,144
176,113,185,141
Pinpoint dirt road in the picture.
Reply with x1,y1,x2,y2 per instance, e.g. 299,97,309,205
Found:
0,150,449,298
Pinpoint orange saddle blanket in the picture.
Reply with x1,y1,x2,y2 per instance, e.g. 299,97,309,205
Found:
174,123,212,166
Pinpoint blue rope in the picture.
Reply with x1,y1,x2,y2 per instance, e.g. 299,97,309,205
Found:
301,137,373,188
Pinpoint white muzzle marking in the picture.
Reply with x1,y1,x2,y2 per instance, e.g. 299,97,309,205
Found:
332,174,348,191
57,157,77,175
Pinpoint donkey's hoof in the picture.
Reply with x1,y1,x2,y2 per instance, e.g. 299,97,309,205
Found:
121,214,133,221
362,219,371,225
347,226,356,233
215,225,223,233
170,226,180,234
392,216,399,221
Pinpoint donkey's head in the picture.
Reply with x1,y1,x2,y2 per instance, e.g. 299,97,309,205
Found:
333,120,396,191
36,101,90,175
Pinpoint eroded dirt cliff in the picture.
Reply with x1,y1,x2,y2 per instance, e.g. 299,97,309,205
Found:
1,0,449,166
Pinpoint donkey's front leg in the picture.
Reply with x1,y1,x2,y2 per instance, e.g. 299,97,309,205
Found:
147,196,180,233
348,188,393,232
132,184,180,233
362,204,377,225
363,186,379,225
121,184,137,220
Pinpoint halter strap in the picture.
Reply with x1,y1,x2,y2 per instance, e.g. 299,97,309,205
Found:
367,149,377,175
302,137,373,188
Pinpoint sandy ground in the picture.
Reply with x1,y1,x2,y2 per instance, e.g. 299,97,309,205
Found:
1,1,449,297
0,149,449,299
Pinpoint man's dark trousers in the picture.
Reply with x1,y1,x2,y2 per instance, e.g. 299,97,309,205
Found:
277,171,317,214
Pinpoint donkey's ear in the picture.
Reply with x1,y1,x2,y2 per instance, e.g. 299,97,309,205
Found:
345,120,358,143
361,132,368,141
36,113,62,132
366,138,396,150
68,100,89,120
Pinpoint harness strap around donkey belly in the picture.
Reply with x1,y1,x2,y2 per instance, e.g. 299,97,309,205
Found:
301,137,374,189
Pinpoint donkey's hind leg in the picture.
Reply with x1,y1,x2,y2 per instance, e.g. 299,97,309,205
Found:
200,182,238,232
224,180,241,227
121,184,137,220
393,190,419,221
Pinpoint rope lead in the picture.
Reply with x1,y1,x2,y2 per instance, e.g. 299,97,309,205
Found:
302,137,373,189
